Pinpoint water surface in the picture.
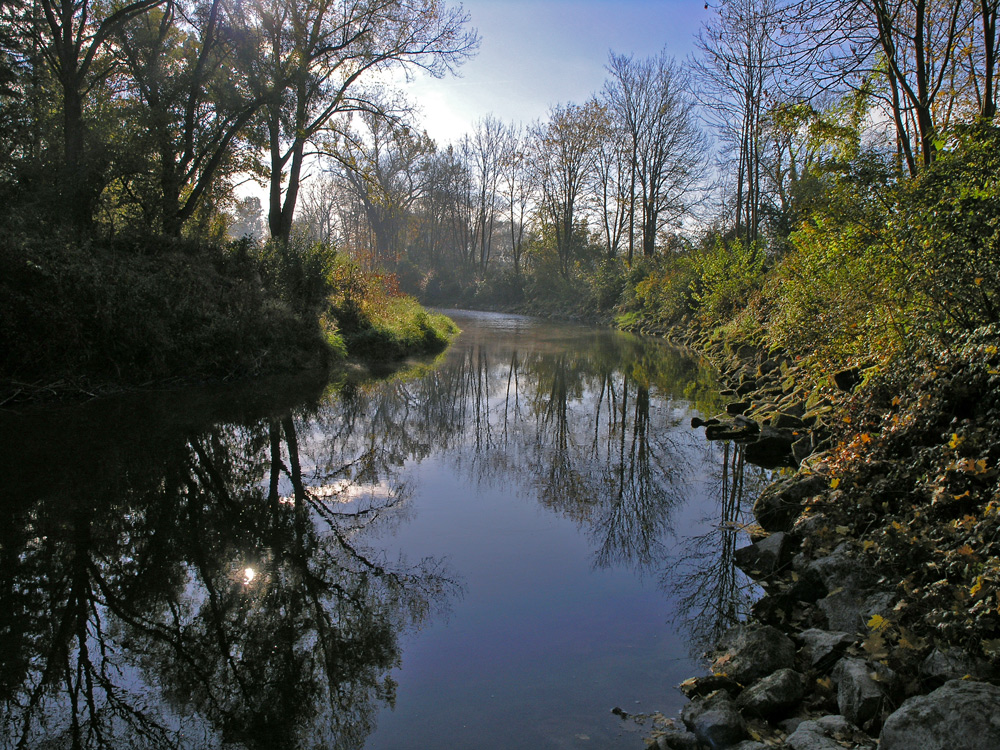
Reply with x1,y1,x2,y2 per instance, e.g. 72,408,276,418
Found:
0,311,767,750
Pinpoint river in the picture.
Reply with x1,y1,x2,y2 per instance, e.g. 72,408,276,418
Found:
0,310,768,750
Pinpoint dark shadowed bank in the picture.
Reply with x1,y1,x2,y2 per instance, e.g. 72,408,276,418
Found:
0,235,458,406
626,322,1000,750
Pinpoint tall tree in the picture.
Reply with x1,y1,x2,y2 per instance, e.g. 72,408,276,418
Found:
695,0,784,245
114,0,267,236
604,50,706,258
464,114,506,274
250,0,477,243
498,122,532,278
15,0,166,226
530,101,603,278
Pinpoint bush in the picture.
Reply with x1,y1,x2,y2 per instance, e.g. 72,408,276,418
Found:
899,122,1000,331
0,235,331,388
688,238,767,324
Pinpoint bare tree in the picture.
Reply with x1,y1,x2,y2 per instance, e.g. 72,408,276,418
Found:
604,50,707,259
530,101,603,278
498,122,533,278
329,110,436,265
248,0,478,243
695,0,785,245
462,115,507,275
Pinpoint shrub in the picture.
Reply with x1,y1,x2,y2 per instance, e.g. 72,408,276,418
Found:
688,238,767,324
898,122,1000,332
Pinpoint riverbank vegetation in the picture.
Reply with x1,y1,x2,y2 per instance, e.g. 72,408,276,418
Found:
0,0,474,400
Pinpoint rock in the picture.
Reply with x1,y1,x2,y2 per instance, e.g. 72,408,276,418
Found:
832,367,862,392
919,648,997,686
808,543,875,590
818,588,895,633
785,715,876,750
753,475,828,532
730,742,767,750
726,401,752,415
879,680,1000,750
745,426,798,469
758,358,781,376
691,416,722,428
734,532,793,579
681,692,746,749
678,674,742,699
791,435,814,464
712,624,796,685
797,629,856,671
706,422,753,440
733,414,760,433
833,657,888,728
773,411,806,429
653,727,700,750
734,667,804,718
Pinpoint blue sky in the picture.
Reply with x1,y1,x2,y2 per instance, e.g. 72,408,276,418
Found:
404,0,712,144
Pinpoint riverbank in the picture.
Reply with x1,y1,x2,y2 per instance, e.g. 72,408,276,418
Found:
0,236,457,406
643,321,1000,749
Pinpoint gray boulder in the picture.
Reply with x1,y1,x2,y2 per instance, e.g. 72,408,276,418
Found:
653,727,700,750
753,474,827,532
712,624,796,685
797,629,856,671
833,657,889,728
817,588,895,633
879,680,1000,750
785,715,876,750
680,692,746,749
919,648,997,686
734,532,792,579
745,427,798,469
734,667,804,718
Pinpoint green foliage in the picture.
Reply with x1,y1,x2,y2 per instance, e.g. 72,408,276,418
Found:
688,238,767,324
898,123,1000,330
326,256,457,360
0,235,330,387
249,237,338,314
616,255,698,330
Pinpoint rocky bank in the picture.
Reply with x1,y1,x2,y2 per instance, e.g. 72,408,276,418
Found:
646,322,1000,750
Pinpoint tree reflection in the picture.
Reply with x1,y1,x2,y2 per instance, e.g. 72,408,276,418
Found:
667,441,770,654
1,319,769,748
0,385,456,750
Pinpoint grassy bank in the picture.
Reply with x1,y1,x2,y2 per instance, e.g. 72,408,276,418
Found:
0,234,457,404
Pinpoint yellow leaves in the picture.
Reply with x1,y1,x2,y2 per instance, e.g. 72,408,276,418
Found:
830,477,841,489
862,631,888,660
987,345,998,355
891,395,902,407
860,432,872,444
947,457,989,475
948,433,964,449
835,525,851,535
862,539,878,552
956,544,980,561
816,676,834,691
975,277,984,286
970,576,984,599
867,614,890,632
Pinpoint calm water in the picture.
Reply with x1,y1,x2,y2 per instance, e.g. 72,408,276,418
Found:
0,311,768,750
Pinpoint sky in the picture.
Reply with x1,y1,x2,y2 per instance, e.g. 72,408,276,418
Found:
402,0,712,145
